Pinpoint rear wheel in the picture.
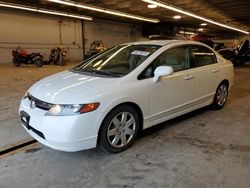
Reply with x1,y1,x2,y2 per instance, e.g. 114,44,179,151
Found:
34,57,43,67
99,105,139,153
213,83,228,110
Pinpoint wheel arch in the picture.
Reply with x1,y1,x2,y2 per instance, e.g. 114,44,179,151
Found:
219,79,229,88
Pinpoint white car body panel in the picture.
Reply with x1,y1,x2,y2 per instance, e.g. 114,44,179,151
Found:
148,68,195,124
19,40,234,152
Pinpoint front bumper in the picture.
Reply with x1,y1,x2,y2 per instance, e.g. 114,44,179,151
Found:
19,98,100,152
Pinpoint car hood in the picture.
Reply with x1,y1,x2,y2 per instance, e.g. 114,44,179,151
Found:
29,70,117,104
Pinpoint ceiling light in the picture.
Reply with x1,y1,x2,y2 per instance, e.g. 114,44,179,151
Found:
173,15,181,19
201,23,207,26
179,31,195,35
49,0,160,23
142,0,249,34
198,28,204,31
147,4,158,8
0,2,92,20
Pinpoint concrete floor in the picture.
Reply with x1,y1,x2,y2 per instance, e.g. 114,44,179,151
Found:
0,63,250,188
0,63,78,147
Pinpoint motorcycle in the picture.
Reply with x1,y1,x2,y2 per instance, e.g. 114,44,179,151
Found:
12,47,43,67
48,47,67,66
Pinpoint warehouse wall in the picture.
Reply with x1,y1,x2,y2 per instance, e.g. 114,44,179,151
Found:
0,9,84,64
0,9,143,64
84,20,142,53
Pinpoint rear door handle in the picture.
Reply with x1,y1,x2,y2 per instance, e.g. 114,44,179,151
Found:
184,75,194,80
212,69,219,73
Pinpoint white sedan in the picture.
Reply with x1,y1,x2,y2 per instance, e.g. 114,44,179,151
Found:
19,40,234,153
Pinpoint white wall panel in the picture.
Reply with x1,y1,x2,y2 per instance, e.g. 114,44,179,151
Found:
0,9,143,64
84,20,142,52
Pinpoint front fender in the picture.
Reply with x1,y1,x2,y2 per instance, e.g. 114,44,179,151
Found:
93,97,140,132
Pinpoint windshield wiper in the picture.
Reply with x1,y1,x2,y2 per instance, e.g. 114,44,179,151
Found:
90,70,121,77
72,68,121,77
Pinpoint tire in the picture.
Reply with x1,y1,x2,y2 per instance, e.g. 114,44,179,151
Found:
12,58,21,67
233,58,244,67
213,83,228,110
99,105,140,153
34,57,43,67
240,58,246,66
233,59,240,67
59,57,66,66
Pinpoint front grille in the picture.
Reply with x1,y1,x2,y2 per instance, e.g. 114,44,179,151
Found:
28,94,52,110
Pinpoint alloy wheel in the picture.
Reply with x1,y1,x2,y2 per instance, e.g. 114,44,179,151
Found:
216,85,228,107
107,112,136,148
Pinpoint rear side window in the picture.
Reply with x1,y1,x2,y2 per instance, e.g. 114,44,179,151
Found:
190,45,217,68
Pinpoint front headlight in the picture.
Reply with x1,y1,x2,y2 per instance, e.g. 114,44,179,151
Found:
45,102,100,116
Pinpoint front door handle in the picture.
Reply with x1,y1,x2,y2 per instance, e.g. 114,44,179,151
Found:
212,69,219,73
184,75,194,80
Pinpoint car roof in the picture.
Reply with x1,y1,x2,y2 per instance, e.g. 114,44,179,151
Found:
122,40,208,46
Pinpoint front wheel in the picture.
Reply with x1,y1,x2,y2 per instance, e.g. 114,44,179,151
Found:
58,57,66,66
12,58,21,67
99,105,139,153
213,83,228,110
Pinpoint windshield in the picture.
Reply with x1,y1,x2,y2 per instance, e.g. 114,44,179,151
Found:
73,44,160,77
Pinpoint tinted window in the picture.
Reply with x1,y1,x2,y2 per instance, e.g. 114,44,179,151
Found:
139,46,189,79
190,45,217,67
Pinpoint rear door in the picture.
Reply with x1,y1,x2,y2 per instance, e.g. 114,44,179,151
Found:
189,45,220,103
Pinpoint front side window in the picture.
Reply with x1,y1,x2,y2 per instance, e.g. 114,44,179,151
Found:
73,45,160,77
139,46,189,79
190,45,217,68
154,46,189,72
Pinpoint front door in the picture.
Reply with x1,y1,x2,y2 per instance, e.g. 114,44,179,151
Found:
142,45,195,127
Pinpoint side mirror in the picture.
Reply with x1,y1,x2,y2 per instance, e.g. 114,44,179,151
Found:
153,66,174,83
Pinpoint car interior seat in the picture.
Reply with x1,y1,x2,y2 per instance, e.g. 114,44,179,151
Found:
164,53,185,72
